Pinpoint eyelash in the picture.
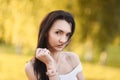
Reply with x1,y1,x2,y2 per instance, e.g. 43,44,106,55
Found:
66,33,71,37
56,31,62,34
55,31,71,37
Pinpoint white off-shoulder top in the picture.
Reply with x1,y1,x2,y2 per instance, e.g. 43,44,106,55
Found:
58,64,82,80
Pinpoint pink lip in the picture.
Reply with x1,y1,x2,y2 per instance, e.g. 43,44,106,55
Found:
56,45,64,48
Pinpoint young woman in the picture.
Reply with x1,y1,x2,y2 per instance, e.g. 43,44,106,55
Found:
25,10,84,80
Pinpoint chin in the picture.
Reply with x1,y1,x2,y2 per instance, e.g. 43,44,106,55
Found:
55,48,63,52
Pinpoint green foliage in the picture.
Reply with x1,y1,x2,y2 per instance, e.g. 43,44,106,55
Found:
106,45,120,67
78,0,120,52
0,43,15,54
0,0,80,52
0,0,120,63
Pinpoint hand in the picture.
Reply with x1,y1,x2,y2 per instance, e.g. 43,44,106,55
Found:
36,48,58,77
35,48,55,65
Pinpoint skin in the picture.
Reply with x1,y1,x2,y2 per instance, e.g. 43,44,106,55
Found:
25,20,84,80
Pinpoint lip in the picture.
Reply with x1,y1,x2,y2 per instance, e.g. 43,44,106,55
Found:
56,45,64,48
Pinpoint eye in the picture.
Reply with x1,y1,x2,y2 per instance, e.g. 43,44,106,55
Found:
66,33,71,37
55,31,62,35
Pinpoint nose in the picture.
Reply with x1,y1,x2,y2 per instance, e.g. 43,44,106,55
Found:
59,36,67,43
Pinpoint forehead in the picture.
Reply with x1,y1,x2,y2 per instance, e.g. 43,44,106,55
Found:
50,20,71,33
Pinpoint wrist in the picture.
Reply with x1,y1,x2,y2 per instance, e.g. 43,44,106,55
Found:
46,64,58,77
46,69,58,77
46,63,56,69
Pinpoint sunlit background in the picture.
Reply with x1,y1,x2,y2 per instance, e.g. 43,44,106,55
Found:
0,0,120,80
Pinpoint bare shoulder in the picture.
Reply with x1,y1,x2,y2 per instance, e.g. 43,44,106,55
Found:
25,60,36,80
25,61,33,72
64,52,81,67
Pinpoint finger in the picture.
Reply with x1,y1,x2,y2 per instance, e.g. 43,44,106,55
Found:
40,49,45,55
36,48,42,54
36,48,43,57
44,48,50,54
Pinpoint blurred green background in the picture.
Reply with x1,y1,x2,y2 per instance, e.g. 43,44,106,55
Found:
0,0,120,80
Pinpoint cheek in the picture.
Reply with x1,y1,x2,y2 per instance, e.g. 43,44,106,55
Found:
48,34,58,44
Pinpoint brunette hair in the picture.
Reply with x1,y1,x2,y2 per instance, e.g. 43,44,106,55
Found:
33,10,75,80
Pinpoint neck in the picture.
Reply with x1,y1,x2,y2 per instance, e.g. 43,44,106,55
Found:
50,51,61,63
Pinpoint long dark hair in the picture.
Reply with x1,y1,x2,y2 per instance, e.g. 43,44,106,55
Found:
33,10,75,80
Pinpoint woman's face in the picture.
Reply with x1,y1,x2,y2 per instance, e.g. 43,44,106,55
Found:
47,20,72,52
